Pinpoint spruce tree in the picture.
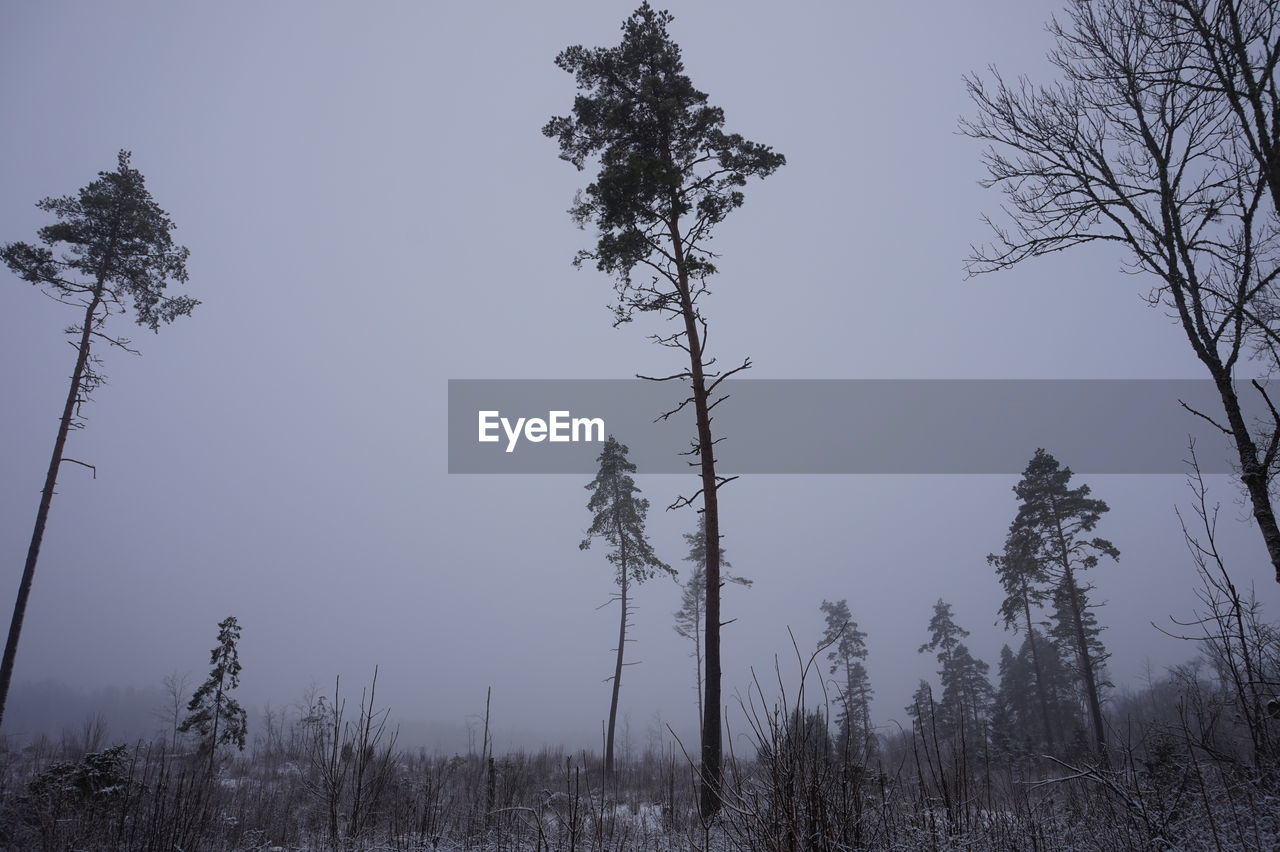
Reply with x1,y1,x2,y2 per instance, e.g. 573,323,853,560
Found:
989,524,1058,752
581,436,672,778
1027,630,1080,738
906,680,939,745
1,152,195,728
992,634,1078,761
545,4,783,813
990,645,1023,761
180,616,248,774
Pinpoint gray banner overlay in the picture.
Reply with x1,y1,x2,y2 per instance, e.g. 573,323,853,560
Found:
447,379,1273,474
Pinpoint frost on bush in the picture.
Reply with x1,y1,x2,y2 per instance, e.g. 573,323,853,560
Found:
26,744,130,806
4,744,132,847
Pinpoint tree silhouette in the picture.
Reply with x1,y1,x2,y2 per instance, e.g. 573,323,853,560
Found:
989,520,1059,752
818,599,874,761
545,2,783,814
963,0,1280,585
919,600,992,749
0,151,195,728
580,436,671,778
674,515,746,724
181,616,248,774
1005,449,1118,762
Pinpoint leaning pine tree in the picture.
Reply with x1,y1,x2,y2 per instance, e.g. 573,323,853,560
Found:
580,436,672,779
545,3,783,813
0,151,196,728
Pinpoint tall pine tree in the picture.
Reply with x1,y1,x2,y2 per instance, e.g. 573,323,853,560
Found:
545,4,784,813
1006,449,1118,762
1,152,195,727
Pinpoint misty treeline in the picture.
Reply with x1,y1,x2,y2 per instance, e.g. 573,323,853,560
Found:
4,0,1280,849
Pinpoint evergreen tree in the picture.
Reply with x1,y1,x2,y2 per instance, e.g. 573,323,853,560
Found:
1007,449,1118,761
757,705,833,770
673,515,744,724
581,436,672,778
0,151,195,727
818,599,874,761
906,680,940,745
991,633,1079,761
1049,578,1112,701
545,3,784,813
990,645,1023,761
989,522,1058,752
180,616,247,773
673,565,705,722
918,600,992,749
1029,629,1080,737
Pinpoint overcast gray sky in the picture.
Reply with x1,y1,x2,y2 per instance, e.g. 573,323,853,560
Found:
3,1,1278,751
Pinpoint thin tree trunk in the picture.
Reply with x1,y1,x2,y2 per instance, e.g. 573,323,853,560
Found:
0,286,104,729
1022,592,1057,752
843,658,856,755
1045,497,1107,762
605,568,627,779
209,679,222,776
666,214,724,817
1062,566,1106,762
604,487,630,780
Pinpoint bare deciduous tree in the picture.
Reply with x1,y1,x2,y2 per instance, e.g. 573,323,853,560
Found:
154,670,191,751
962,0,1280,583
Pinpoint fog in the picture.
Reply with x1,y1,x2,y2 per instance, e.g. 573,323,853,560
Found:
2,0,1277,757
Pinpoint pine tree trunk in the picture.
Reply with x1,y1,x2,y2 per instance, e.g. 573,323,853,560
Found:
1063,566,1106,762
843,658,856,755
209,679,223,776
604,486,631,780
0,286,104,729
666,215,724,818
605,568,627,779
1022,592,1057,752
694,599,703,727
1046,498,1107,762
